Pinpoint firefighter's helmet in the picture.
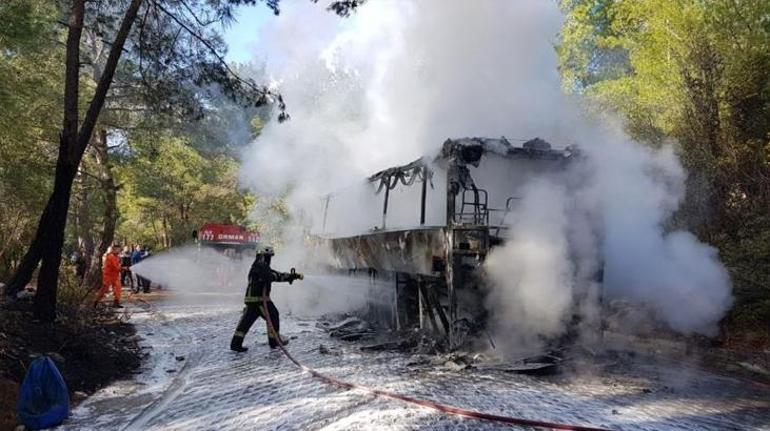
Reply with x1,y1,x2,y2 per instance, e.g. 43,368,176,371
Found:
256,246,274,257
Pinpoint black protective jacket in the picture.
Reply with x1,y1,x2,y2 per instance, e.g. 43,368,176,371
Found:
244,261,293,303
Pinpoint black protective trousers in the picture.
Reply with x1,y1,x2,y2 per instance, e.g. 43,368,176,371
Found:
231,301,280,348
120,269,133,288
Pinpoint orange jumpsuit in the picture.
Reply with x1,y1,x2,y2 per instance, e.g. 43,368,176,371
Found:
96,253,122,304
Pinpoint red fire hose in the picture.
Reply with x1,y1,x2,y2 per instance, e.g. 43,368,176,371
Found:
261,297,615,431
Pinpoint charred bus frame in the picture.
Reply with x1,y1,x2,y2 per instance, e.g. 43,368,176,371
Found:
320,137,576,347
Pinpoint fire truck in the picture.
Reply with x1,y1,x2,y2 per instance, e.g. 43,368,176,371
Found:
192,224,261,289
194,223,261,254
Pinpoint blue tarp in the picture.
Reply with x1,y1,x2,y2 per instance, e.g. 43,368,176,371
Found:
16,356,70,430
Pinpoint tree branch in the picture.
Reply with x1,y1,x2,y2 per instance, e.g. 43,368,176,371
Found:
180,0,219,27
76,0,144,152
149,0,275,103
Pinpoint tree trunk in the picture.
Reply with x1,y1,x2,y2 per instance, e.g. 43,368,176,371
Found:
4,0,86,300
74,169,89,250
85,129,118,289
150,219,159,247
6,0,143,321
161,217,170,249
34,139,80,320
74,163,97,279
78,192,96,286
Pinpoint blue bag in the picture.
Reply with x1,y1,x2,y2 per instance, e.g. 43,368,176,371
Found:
16,356,70,430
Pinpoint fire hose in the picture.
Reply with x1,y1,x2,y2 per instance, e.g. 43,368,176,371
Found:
260,295,615,431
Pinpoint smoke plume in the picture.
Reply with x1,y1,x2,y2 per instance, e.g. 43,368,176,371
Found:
238,0,733,348
131,245,388,318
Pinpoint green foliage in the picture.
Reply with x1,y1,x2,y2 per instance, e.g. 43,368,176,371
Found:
116,135,254,248
0,0,55,52
247,194,291,248
559,0,770,342
0,0,62,280
1,0,358,321
250,115,265,139
0,0,270,283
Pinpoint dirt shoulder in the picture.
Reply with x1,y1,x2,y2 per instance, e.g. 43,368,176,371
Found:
0,294,142,430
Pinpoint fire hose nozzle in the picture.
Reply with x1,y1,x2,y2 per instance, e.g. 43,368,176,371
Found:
289,268,304,283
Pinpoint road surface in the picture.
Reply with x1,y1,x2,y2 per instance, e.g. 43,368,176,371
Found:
60,290,770,430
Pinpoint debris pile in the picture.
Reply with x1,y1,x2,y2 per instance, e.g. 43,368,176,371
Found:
473,352,562,376
402,351,564,375
317,316,375,341
318,315,580,376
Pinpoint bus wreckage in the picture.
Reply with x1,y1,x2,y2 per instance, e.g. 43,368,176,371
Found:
313,137,587,348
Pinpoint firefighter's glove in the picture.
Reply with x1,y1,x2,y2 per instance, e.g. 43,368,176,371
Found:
289,268,304,284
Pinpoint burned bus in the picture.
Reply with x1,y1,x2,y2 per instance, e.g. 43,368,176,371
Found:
313,137,582,346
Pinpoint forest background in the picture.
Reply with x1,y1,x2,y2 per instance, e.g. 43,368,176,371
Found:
0,0,768,344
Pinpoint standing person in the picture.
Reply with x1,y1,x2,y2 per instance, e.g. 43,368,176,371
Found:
94,245,123,308
120,245,133,291
131,244,146,293
230,246,303,352
140,246,152,292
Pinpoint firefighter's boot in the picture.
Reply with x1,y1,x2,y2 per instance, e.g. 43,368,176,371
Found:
230,335,248,353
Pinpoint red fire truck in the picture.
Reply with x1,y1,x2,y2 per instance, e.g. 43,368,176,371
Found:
193,223,261,289
195,223,261,252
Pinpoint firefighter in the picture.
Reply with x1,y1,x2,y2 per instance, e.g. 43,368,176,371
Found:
94,245,123,308
230,246,303,352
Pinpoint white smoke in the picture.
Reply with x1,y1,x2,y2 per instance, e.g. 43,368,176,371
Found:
484,178,574,347
130,246,249,294
584,127,733,335
131,245,389,319
238,0,733,345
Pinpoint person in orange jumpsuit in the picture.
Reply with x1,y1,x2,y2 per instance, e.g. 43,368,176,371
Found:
94,245,123,308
